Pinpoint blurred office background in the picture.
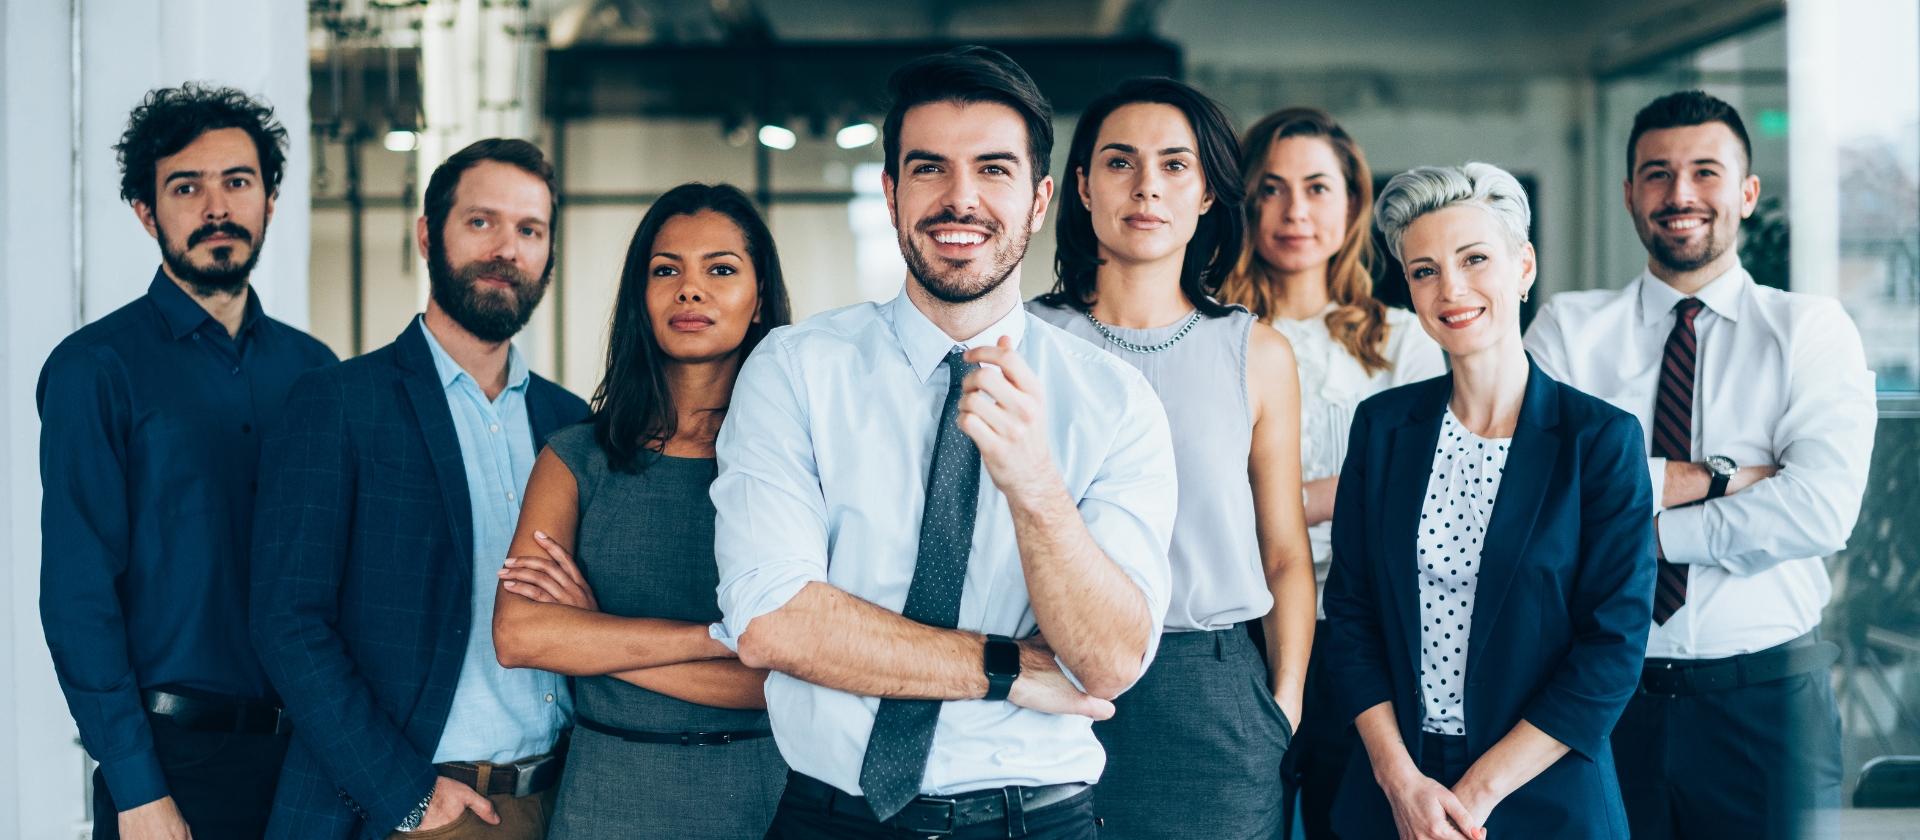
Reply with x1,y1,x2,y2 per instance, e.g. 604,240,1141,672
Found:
2,0,1916,836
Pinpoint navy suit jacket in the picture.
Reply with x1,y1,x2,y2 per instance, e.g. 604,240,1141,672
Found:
1321,358,1655,840
250,320,588,839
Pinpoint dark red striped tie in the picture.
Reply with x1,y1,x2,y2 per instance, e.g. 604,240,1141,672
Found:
1651,297,1705,624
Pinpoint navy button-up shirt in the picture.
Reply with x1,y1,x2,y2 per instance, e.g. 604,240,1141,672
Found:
37,269,338,810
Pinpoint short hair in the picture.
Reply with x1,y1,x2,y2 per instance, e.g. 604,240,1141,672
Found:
1627,90,1752,175
881,45,1054,186
115,83,288,208
422,138,558,240
1374,162,1531,263
1043,77,1243,317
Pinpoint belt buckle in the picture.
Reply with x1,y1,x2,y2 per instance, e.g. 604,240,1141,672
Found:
1643,661,1683,696
508,754,546,798
902,796,957,836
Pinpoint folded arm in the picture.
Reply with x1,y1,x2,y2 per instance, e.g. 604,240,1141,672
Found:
493,448,735,675
1657,302,1876,572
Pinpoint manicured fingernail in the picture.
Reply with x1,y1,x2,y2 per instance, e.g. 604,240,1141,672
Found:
504,558,516,567
535,530,548,540
496,568,508,577
502,581,516,588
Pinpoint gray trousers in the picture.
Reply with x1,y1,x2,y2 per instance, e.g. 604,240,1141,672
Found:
1091,626,1292,840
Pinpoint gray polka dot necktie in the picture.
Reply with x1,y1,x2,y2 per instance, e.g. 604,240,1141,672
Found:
857,347,982,820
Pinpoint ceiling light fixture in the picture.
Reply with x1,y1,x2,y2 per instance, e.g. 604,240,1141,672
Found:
835,122,878,150
758,124,797,150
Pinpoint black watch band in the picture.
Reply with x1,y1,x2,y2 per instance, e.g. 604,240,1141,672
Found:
983,634,1020,702
1705,455,1736,501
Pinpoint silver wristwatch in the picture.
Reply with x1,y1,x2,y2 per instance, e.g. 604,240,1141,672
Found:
1704,454,1737,500
395,788,435,833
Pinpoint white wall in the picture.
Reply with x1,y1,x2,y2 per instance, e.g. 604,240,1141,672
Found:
0,2,310,836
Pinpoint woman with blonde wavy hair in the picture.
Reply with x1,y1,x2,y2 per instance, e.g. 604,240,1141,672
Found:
1219,107,1444,838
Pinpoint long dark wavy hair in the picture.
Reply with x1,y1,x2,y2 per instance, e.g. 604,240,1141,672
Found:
592,183,792,472
1040,77,1244,316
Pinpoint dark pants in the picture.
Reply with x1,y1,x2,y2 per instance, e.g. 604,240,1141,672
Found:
1612,646,1843,840
1280,620,1353,840
764,781,1097,839
92,715,288,840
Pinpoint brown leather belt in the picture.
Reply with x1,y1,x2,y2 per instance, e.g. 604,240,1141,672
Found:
434,749,564,798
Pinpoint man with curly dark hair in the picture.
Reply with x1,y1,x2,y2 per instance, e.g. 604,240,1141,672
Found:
37,83,336,840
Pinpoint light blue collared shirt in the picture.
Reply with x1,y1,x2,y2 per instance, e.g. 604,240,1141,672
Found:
711,289,1177,796
418,317,570,763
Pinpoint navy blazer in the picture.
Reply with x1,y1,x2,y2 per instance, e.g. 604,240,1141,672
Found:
249,320,588,840
1321,358,1655,840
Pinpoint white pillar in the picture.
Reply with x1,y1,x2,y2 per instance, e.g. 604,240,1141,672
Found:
1786,0,1842,299
0,2,309,836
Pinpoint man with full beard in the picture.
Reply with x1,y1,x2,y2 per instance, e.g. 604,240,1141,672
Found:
1525,91,1875,840
251,139,587,840
38,84,337,840
712,47,1176,839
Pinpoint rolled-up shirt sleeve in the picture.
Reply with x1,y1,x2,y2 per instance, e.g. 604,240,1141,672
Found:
1072,371,1177,673
37,345,169,810
711,332,831,650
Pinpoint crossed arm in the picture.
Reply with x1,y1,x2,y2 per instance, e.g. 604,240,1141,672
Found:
492,448,766,709
715,336,1173,712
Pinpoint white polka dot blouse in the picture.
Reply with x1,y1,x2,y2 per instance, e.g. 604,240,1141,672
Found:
1416,409,1512,736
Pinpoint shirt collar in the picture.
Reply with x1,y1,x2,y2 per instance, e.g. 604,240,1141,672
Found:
147,267,266,341
1635,262,1750,326
416,314,530,394
884,286,1029,383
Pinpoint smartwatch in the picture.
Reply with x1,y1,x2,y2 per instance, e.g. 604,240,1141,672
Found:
983,634,1020,701
1704,455,1737,500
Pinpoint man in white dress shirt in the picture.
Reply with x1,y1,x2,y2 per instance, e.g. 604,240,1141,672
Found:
710,46,1177,839
1524,90,1876,840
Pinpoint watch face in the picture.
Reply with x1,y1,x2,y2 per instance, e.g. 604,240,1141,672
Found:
1707,455,1737,477
984,638,1021,677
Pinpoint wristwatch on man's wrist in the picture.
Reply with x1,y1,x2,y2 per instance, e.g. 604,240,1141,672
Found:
395,787,435,833
1704,455,1737,500
983,634,1021,701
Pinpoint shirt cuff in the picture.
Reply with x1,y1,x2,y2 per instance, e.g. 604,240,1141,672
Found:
1647,457,1668,513
712,572,815,650
98,749,170,812
1657,505,1711,566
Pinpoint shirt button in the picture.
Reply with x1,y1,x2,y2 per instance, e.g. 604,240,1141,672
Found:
506,491,516,501
489,424,500,434
544,693,555,703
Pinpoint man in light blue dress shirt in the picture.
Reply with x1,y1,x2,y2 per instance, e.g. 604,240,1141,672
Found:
252,140,588,840
712,47,1178,840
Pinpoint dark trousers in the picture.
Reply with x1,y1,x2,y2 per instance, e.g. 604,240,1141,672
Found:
764,781,1097,839
92,716,288,840
1280,620,1353,840
1612,648,1842,840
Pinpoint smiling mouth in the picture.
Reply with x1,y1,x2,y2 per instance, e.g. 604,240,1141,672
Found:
931,230,988,246
1657,216,1709,233
1440,308,1486,328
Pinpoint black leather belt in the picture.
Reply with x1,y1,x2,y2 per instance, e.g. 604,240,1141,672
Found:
783,771,1091,835
1640,633,1840,697
576,715,771,746
435,748,565,798
143,689,291,736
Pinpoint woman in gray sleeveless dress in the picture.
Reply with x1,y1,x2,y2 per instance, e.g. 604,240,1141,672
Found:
491,183,793,838
1028,78,1317,840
